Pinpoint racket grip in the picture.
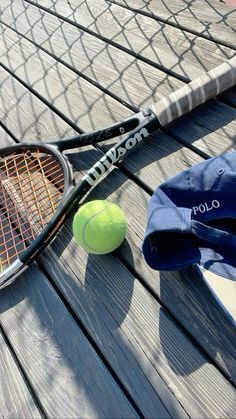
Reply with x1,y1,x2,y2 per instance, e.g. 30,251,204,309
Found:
152,55,236,126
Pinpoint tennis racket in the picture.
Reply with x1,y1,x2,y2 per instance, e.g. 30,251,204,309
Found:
0,56,235,288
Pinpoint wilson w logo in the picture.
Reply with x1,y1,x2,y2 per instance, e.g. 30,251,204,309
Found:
84,127,149,186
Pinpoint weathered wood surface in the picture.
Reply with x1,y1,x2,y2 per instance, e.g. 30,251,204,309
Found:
0,211,42,418
0,0,235,417
108,0,236,49
12,0,236,79
1,0,236,157
0,265,140,419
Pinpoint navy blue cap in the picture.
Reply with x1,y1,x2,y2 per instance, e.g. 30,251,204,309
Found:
143,151,236,280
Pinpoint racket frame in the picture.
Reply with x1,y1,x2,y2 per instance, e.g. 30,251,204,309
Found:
1,55,236,287
0,109,159,287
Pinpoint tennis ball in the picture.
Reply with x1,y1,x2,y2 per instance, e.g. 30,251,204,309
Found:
72,200,127,254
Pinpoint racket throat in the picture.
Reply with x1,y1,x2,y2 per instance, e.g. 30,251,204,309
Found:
54,111,146,150
83,110,159,187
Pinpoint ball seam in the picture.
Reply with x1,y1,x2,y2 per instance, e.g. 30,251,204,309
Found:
82,204,110,252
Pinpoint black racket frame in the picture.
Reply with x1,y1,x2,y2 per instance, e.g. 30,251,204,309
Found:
0,108,159,286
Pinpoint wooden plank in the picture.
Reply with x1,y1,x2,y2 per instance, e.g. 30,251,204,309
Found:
201,268,236,321
165,100,236,157
0,6,235,384
3,0,236,115
20,0,236,109
0,65,234,414
44,245,236,418
0,37,191,417
0,130,141,417
0,20,236,158
0,122,234,417
3,0,236,84
0,125,15,146
36,148,236,418
0,23,149,130
0,67,76,142
0,6,184,110
0,132,42,419
62,142,236,378
0,172,43,417
0,58,129,142
0,0,234,413
0,264,138,418
0,71,199,416
0,331,42,418
108,0,236,49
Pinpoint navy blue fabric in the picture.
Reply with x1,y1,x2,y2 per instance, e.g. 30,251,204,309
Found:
143,152,236,280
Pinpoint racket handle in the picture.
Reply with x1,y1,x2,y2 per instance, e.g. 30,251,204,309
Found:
152,56,236,126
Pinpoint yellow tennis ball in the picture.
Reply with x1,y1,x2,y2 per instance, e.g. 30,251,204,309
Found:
72,200,127,254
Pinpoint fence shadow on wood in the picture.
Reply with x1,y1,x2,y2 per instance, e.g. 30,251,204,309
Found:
0,0,236,417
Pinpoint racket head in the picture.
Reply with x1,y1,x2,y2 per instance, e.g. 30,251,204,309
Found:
0,142,73,288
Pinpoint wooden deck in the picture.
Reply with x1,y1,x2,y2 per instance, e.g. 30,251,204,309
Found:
0,0,236,417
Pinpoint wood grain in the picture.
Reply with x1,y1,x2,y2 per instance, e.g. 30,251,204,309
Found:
0,1,235,417
0,270,42,418
0,41,185,418
0,125,15,146
0,265,138,418
37,149,236,418
0,66,76,141
0,20,235,157
108,0,236,49
3,0,236,82
1,121,235,415
63,140,236,381
165,100,236,156
0,2,235,386
0,5,184,110
0,53,129,141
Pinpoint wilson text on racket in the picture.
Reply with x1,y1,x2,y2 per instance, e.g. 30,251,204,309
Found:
84,127,149,186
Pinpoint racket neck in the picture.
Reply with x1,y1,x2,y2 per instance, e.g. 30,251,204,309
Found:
56,109,159,226
53,111,148,151
72,108,159,194
20,109,159,267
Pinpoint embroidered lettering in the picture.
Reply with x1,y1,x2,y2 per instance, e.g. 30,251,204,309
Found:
192,200,220,215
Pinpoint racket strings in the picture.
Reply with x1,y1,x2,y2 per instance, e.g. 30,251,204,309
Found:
0,149,65,272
